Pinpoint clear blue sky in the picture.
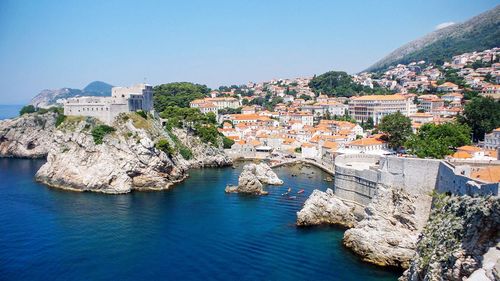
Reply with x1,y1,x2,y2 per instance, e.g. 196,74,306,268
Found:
0,0,498,104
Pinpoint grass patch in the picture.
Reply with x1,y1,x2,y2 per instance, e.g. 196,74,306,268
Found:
91,125,116,145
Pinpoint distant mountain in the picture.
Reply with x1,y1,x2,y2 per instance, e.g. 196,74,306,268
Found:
30,81,113,108
365,5,500,73
83,81,113,96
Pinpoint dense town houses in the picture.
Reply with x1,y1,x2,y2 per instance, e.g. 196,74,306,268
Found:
192,47,500,164
63,83,153,124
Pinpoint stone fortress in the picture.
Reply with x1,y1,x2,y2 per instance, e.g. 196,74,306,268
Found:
333,154,499,208
63,83,153,124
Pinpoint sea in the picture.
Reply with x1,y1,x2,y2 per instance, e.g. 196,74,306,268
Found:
0,108,400,281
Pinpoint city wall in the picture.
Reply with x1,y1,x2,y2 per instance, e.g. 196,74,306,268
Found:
333,154,499,207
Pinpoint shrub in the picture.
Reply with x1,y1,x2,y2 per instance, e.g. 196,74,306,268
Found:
179,147,193,160
155,139,174,155
19,105,36,115
55,114,66,127
136,110,148,119
222,136,234,149
91,125,116,144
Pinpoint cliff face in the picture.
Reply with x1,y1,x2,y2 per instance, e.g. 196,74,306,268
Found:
0,112,57,158
343,186,431,268
296,189,359,228
401,195,500,281
35,114,187,193
2,112,231,193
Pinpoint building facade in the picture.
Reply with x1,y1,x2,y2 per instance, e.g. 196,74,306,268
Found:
348,94,416,125
63,83,153,124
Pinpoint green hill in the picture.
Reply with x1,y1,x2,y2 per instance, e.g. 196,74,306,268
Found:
365,5,500,72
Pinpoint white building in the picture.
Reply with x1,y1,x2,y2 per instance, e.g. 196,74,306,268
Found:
484,128,500,150
348,94,416,125
63,83,153,124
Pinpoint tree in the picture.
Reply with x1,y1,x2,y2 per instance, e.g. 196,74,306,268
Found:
153,82,210,111
308,70,389,97
19,105,36,115
222,137,235,149
362,117,374,130
405,122,471,158
458,97,500,141
378,112,412,151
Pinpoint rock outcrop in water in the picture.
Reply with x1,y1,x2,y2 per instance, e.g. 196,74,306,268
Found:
225,163,282,195
400,195,500,281
343,186,429,268
0,112,57,158
2,112,231,193
296,188,358,228
35,114,187,193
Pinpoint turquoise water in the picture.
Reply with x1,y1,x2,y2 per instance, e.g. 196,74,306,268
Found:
0,158,400,280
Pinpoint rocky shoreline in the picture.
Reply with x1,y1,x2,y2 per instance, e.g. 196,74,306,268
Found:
0,112,231,194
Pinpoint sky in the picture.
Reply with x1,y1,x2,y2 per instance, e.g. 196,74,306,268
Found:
0,0,498,104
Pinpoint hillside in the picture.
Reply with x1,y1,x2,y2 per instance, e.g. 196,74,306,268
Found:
365,5,500,72
30,81,113,108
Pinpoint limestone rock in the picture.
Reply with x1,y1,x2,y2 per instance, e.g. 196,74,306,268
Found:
225,163,281,195
35,115,187,194
296,188,358,228
171,127,232,168
0,112,57,158
343,186,430,268
400,195,500,281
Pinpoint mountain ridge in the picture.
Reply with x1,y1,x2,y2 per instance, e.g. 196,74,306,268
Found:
30,81,113,108
364,5,500,73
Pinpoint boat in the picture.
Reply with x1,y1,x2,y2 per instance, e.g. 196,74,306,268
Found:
287,196,297,200
324,177,333,182
297,189,305,194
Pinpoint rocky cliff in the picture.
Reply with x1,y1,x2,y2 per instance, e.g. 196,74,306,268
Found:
0,112,57,158
1,112,231,193
296,189,358,228
343,186,431,268
401,195,500,281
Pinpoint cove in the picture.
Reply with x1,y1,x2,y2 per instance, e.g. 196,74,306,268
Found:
0,158,400,281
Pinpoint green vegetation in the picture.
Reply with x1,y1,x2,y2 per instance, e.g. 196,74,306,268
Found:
155,139,175,155
223,136,235,149
294,147,302,153
160,106,216,129
368,12,500,72
55,114,66,127
405,123,471,158
165,130,193,160
458,97,500,141
91,125,116,145
378,112,412,151
361,117,374,130
309,71,389,97
194,124,220,146
19,105,36,115
135,110,148,119
218,107,242,115
153,82,210,111
160,106,224,148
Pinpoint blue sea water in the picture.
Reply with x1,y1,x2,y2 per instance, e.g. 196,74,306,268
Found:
0,158,400,281
0,105,23,120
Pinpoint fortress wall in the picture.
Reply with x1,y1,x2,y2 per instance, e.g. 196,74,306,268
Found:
334,164,378,206
332,154,497,207
378,157,441,195
436,162,499,196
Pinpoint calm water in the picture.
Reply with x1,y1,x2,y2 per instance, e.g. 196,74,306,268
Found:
0,105,22,120
0,158,400,281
